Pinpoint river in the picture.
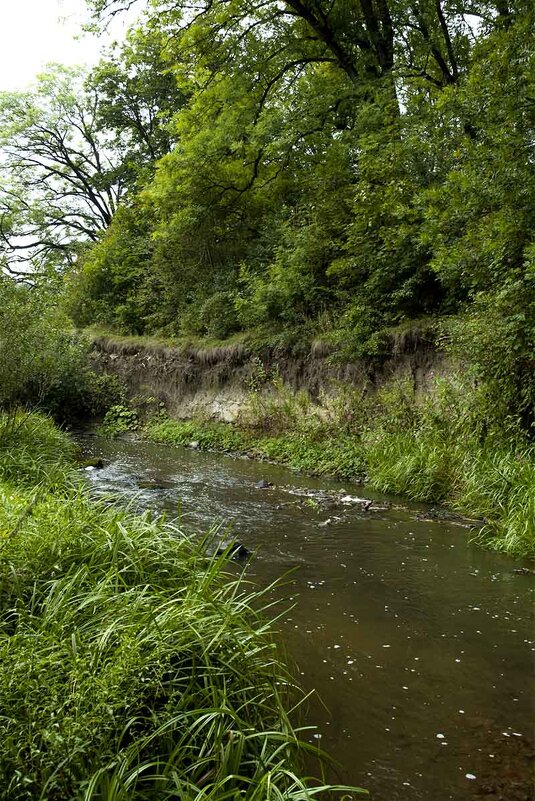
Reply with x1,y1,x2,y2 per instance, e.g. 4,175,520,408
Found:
79,434,534,801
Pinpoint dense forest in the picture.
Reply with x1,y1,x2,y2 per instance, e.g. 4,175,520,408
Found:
0,0,533,428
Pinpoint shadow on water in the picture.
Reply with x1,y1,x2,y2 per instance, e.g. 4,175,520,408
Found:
78,434,535,801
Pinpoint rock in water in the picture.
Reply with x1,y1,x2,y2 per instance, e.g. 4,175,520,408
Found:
255,479,273,489
340,494,369,505
82,457,104,469
212,539,250,560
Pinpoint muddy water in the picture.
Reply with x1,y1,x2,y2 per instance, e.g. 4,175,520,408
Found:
79,435,535,801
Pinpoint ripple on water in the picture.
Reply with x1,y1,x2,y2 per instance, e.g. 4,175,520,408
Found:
79,435,535,801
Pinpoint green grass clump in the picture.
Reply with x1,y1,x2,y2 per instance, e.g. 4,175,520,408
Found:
253,434,366,480
365,430,460,502
364,430,535,558
459,447,535,557
148,418,251,453
0,411,75,488
0,412,363,801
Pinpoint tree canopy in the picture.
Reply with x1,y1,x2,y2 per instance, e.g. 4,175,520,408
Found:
0,0,533,424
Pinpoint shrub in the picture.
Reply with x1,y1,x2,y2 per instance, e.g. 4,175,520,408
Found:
98,404,139,438
197,291,240,339
0,278,124,423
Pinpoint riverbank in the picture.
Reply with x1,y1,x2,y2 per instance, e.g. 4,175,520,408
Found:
142,411,534,560
90,334,534,559
0,411,362,800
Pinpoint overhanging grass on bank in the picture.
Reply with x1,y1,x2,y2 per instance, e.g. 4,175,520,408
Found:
145,419,366,481
145,396,535,560
0,413,363,801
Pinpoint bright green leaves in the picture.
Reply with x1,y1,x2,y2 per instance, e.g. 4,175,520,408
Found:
69,0,535,427
421,12,535,296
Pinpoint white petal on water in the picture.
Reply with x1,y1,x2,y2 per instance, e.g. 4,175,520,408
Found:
465,774,476,780
436,733,445,739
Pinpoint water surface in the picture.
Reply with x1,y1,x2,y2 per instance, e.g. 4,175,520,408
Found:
80,435,534,801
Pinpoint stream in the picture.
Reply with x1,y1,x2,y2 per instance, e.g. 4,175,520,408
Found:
79,434,534,801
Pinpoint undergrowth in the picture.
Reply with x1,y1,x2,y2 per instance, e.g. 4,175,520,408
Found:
0,412,364,801
146,375,534,559
0,410,75,488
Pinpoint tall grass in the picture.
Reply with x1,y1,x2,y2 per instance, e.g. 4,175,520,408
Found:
460,447,535,557
147,375,535,558
0,413,364,801
0,410,75,487
363,382,535,558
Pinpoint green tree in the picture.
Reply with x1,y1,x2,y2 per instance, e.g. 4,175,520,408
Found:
88,24,188,167
0,66,128,276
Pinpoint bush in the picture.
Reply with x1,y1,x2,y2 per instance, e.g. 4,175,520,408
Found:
98,404,139,438
0,278,124,423
443,273,535,435
197,291,240,339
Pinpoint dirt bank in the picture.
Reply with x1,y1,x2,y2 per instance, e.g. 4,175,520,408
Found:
90,333,448,421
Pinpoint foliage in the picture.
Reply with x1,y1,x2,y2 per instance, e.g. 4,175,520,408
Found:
442,274,535,434
0,277,123,422
0,67,125,277
0,413,364,800
98,403,140,437
196,291,241,339
64,203,157,334
62,1,534,435
87,24,186,169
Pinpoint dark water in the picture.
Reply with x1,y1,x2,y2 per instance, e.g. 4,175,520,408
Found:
79,435,535,801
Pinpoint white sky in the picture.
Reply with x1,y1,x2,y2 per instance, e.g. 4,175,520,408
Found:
0,0,139,91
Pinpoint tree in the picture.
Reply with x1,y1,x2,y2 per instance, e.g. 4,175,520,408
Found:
88,24,188,166
0,66,127,277
76,0,534,365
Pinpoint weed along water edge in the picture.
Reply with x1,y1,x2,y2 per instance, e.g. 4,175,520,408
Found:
0,413,363,801
81,434,535,801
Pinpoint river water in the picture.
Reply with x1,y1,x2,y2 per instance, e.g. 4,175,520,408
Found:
79,435,534,801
